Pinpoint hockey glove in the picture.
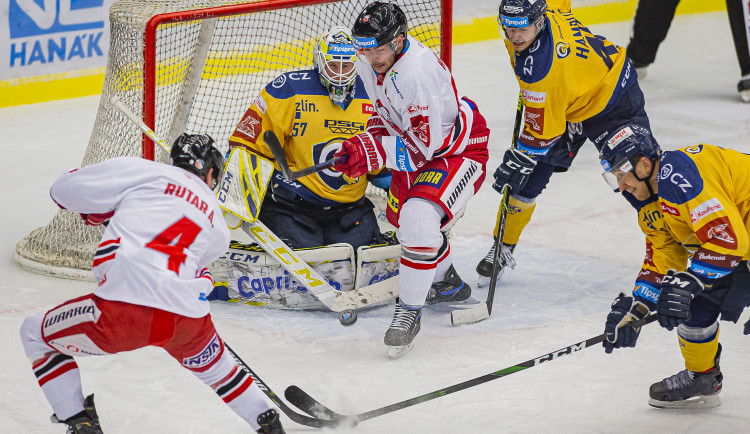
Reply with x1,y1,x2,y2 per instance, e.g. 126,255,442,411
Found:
366,114,388,138
657,270,704,330
492,148,536,195
80,211,115,226
334,132,385,179
603,293,651,354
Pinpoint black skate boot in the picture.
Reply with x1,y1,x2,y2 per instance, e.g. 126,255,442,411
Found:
384,298,422,359
256,408,285,434
51,394,103,434
425,265,471,305
475,241,516,286
649,345,723,409
738,74,750,102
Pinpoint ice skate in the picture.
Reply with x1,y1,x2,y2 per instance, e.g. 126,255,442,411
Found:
648,346,723,409
51,394,103,434
384,299,421,359
256,408,285,433
425,265,471,305
738,74,750,102
475,242,516,287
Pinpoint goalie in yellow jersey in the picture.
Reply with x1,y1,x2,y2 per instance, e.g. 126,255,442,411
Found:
229,26,390,252
477,0,659,285
598,125,750,409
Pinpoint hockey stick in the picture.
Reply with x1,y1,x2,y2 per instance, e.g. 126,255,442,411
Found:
108,98,398,313
451,92,524,326
222,343,336,429
285,314,658,426
108,96,171,153
264,130,347,181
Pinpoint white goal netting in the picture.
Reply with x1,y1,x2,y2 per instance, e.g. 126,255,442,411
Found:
14,0,450,280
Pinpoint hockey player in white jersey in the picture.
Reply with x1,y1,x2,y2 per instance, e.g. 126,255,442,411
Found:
334,1,491,357
19,134,285,434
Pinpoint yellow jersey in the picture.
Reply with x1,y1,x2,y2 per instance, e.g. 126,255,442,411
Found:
229,70,377,206
504,6,633,156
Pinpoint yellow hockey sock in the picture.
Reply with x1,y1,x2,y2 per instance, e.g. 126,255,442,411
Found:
493,196,536,245
678,324,720,372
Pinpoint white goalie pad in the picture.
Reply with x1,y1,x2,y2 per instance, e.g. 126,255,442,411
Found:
209,241,401,310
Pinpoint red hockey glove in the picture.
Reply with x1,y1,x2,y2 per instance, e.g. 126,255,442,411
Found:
333,132,385,178
80,211,115,226
366,114,388,138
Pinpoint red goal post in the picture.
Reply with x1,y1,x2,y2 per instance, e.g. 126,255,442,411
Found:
14,0,453,280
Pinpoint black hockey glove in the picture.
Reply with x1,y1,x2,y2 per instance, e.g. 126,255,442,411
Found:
492,148,536,195
603,293,650,354
657,270,704,330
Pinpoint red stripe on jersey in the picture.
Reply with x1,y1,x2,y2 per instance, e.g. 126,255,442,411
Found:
37,359,78,387
98,238,121,248
92,253,116,267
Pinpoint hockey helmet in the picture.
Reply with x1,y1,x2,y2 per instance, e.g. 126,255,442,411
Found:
598,124,661,191
498,0,547,37
170,133,225,190
314,26,358,106
351,2,408,51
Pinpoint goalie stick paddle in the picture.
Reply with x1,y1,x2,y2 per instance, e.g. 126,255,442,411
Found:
223,343,338,429
285,314,658,426
264,130,347,181
451,92,525,326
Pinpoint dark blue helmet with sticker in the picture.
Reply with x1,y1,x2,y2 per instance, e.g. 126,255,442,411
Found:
352,2,408,50
498,0,547,29
598,124,661,191
170,133,225,189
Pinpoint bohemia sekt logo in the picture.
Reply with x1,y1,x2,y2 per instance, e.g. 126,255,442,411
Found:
8,0,106,68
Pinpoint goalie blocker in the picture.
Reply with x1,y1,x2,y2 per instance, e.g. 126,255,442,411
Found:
208,238,400,310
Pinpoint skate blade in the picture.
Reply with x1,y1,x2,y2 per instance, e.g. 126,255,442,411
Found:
648,393,721,409
477,275,491,288
387,343,414,360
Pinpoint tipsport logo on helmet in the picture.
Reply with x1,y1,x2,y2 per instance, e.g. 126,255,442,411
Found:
500,16,530,27
354,37,378,49
327,43,356,55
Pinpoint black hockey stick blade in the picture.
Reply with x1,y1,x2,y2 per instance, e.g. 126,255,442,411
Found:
223,343,337,428
263,130,346,181
285,314,657,424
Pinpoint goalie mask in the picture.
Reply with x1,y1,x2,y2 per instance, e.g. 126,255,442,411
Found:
314,26,358,107
170,133,225,190
599,124,661,192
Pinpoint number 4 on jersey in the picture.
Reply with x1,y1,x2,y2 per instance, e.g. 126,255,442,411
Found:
146,217,202,274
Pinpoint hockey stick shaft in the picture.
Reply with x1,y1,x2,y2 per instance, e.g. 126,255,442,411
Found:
109,96,171,153
264,130,347,181
223,343,336,428
286,314,658,425
451,92,524,325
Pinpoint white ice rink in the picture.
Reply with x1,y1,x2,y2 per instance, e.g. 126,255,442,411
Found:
2,11,750,434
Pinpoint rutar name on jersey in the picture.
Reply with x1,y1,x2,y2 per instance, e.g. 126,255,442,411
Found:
164,182,216,225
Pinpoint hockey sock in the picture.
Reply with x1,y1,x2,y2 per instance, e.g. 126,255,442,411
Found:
495,196,536,245
677,323,720,372
199,349,273,431
431,234,452,283
32,352,85,421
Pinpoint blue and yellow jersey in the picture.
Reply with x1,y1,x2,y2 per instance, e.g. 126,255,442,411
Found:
229,69,376,206
656,145,750,283
503,5,634,156
622,191,688,307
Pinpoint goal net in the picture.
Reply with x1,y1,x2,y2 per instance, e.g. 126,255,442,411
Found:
14,0,451,280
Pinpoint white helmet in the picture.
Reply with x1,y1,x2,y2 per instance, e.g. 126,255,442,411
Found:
314,26,358,106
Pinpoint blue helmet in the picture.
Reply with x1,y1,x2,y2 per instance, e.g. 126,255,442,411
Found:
498,0,547,29
598,124,661,191
170,133,225,189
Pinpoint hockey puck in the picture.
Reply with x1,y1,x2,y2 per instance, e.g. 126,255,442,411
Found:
338,309,358,326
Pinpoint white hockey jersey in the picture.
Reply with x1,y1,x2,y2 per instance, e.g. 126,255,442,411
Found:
50,157,231,318
356,35,480,171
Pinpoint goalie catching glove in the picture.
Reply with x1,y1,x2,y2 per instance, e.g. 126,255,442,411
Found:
603,293,651,354
334,132,385,178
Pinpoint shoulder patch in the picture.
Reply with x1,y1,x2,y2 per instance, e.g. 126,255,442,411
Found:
656,151,703,204
265,70,328,99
